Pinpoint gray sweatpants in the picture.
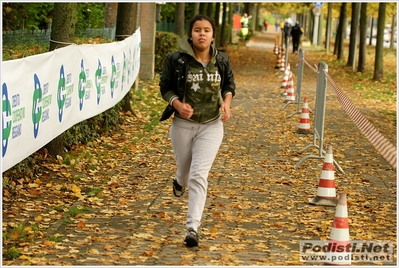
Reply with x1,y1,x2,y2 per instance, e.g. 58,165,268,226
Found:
170,117,224,232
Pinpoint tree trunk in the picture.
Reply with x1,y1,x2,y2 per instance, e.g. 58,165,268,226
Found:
207,3,214,18
115,3,139,41
46,3,77,157
373,3,386,81
369,17,374,46
347,3,360,67
357,3,368,73
193,2,200,17
220,3,227,47
175,3,185,38
333,6,342,55
115,3,140,114
104,3,118,28
325,3,333,52
200,3,207,15
390,13,396,49
335,3,347,60
214,3,220,47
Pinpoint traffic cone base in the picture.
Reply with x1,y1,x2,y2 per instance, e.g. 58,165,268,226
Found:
297,129,312,134
308,196,337,206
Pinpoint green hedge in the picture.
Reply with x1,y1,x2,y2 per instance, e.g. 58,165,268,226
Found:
154,31,180,74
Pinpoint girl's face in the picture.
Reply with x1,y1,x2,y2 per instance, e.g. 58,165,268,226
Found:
190,19,214,51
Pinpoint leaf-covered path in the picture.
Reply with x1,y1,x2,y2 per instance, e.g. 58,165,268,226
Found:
3,31,396,266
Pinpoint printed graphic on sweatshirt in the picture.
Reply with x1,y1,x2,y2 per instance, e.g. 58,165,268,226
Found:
187,68,221,93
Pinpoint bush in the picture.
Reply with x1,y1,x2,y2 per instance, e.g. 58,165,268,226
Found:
154,31,180,74
63,103,123,147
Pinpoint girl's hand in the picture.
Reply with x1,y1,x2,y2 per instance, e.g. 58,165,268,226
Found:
173,99,193,119
220,102,231,122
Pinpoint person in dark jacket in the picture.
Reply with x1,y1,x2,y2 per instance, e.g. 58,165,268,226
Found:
283,18,293,49
291,21,303,53
159,14,235,248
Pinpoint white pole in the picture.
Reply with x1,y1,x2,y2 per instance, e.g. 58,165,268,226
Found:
313,15,319,45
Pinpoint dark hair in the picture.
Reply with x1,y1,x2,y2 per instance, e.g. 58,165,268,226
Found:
188,14,216,39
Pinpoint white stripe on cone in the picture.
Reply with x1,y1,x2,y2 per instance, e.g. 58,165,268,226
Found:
316,187,336,198
320,169,334,180
329,227,350,241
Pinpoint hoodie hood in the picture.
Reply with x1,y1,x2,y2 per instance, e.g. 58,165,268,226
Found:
178,37,217,60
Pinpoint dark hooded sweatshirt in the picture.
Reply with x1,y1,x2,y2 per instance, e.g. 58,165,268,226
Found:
159,38,235,123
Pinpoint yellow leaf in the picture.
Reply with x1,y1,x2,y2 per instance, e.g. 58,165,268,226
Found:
77,221,86,228
44,240,56,247
89,248,100,255
210,227,218,233
10,231,20,240
34,215,43,222
71,184,81,193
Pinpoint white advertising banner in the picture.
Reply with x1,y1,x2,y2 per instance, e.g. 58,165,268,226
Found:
2,28,141,172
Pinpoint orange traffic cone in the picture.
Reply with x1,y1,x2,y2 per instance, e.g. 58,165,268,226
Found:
296,97,312,134
284,72,295,103
281,63,291,88
309,145,338,207
279,54,285,72
325,192,351,266
275,52,281,69
274,39,279,55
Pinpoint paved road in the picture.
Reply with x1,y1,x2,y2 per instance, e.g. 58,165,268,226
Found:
8,31,396,266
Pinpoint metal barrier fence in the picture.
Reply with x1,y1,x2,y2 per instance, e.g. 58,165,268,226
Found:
295,60,344,174
280,47,397,172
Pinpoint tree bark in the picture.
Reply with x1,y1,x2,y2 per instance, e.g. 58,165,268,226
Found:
369,18,374,46
115,3,138,41
220,3,227,48
200,3,207,15
115,3,140,114
214,3,220,46
347,3,360,67
373,3,386,81
104,3,118,28
325,3,333,52
46,3,77,157
207,2,214,18
390,13,396,49
175,3,185,38
357,3,368,73
334,3,347,60
193,2,200,17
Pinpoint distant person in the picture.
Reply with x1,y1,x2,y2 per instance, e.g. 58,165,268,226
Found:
240,13,252,41
275,21,279,32
279,20,285,31
283,18,293,49
264,20,269,32
280,20,285,45
291,21,303,53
